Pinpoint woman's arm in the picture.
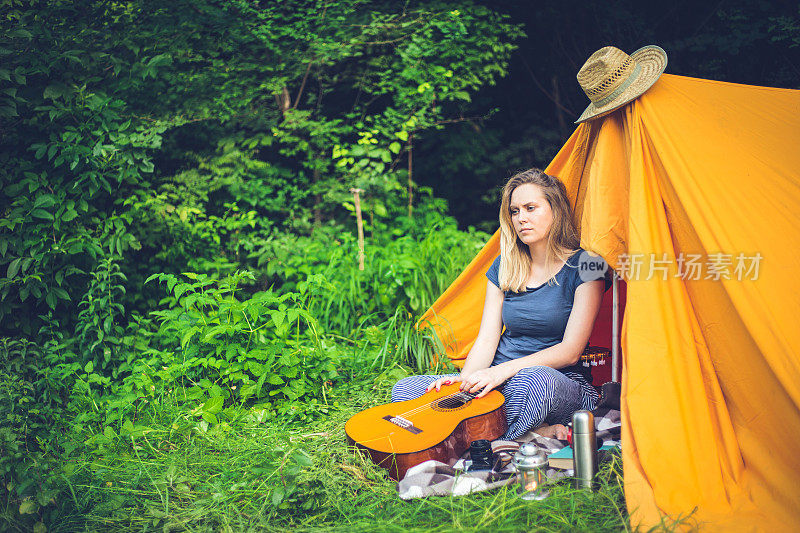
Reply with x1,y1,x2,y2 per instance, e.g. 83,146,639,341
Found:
460,280,504,377
463,279,605,397
427,280,504,391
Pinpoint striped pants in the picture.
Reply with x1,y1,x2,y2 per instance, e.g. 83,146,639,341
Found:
391,366,599,440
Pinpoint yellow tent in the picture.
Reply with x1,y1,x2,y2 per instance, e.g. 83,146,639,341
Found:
418,73,800,531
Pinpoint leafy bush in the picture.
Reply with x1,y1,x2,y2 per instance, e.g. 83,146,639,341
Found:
76,253,128,371
1,0,520,338
0,338,67,531
0,2,517,528
145,270,339,407
256,200,489,337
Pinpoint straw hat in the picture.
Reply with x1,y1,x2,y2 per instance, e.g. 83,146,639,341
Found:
575,45,667,123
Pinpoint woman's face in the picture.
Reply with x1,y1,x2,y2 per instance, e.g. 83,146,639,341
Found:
509,183,554,247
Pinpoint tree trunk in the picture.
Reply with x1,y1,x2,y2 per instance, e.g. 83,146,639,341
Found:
275,86,290,117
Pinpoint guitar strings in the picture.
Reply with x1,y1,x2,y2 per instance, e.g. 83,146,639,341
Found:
393,390,477,419
394,393,470,418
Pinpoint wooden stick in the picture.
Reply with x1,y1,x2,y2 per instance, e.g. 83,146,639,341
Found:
350,188,365,270
407,133,413,218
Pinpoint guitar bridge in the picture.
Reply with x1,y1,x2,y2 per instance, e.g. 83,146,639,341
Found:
383,415,423,434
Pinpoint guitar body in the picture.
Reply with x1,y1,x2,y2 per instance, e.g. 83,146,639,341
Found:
345,384,506,480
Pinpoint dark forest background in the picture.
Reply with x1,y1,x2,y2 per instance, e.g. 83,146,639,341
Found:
417,0,800,228
1,1,798,530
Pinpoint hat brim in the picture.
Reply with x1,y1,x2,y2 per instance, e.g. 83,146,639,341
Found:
575,45,668,124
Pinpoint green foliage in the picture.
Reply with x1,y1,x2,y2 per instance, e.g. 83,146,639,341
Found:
371,306,450,375
0,338,65,531
2,381,317,531
77,254,127,370
145,270,338,407
258,197,489,334
0,0,166,334
0,0,521,340
0,380,641,532
769,5,800,52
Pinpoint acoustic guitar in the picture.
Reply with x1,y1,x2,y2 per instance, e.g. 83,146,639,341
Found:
345,383,506,480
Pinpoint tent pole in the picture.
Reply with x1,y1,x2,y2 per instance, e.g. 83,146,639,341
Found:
611,271,620,383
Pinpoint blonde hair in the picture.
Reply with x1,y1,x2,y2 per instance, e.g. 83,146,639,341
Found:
498,169,579,292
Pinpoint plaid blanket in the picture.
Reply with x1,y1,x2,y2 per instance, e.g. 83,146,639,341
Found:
397,407,621,500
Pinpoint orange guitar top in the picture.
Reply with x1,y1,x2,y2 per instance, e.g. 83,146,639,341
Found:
345,383,505,455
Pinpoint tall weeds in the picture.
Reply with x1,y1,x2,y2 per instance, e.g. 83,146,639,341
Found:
257,217,488,342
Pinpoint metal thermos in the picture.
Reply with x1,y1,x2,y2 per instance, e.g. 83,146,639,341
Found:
572,410,597,489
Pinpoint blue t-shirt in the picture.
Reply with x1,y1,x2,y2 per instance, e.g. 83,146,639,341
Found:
485,248,606,378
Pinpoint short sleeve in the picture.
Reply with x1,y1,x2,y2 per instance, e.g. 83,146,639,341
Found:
486,255,501,288
570,249,610,293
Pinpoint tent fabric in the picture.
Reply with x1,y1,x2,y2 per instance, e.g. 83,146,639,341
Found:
417,73,800,531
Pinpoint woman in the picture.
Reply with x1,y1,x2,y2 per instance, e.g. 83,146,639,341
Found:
392,168,606,439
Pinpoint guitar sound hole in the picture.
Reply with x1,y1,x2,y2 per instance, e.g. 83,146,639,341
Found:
432,393,472,412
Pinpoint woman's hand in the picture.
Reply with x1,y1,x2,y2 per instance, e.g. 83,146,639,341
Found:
460,365,516,398
425,375,463,393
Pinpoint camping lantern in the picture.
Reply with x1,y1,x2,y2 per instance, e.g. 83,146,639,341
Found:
513,444,549,500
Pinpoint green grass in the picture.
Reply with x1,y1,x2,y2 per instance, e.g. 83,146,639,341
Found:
30,376,650,533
